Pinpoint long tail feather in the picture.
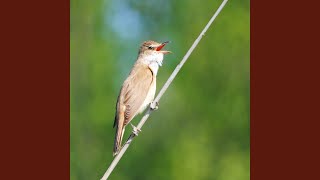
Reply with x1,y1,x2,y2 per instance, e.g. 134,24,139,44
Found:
113,115,125,156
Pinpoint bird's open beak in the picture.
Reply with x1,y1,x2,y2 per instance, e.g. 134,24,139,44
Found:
156,41,171,54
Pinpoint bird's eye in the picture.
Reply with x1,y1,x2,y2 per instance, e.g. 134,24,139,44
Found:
148,46,153,50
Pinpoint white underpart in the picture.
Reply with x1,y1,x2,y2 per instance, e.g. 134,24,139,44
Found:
137,52,164,114
142,52,164,76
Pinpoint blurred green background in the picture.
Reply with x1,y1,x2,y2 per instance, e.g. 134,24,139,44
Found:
70,0,250,179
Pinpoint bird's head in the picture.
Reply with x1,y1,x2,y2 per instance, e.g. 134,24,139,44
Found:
138,40,171,66
139,40,171,56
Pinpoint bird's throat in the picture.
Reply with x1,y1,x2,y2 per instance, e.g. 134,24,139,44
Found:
140,52,164,76
148,62,159,76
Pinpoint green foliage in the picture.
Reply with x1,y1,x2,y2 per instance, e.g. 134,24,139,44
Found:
71,0,250,179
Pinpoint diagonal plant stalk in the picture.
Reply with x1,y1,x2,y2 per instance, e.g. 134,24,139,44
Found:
101,0,228,179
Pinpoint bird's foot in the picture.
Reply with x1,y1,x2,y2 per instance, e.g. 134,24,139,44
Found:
150,101,159,110
130,123,141,136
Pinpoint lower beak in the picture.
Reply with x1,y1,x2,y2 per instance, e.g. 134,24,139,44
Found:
158,50,171,54
156,41,171,54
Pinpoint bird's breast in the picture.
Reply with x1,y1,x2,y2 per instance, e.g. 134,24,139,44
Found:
137,76,156,114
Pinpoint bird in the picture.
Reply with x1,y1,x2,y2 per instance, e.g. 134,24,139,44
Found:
113,40,171,156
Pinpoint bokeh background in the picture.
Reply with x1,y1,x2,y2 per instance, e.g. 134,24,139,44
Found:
70,0,250,179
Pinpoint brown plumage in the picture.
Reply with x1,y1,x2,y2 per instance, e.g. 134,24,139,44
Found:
113,40,171,156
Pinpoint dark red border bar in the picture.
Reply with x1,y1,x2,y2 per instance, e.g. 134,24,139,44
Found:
251,0,320,180
0,1,70,179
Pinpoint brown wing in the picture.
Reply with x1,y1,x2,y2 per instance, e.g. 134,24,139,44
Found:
114,64,153,128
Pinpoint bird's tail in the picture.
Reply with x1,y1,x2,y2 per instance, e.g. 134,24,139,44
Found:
113,116,125,156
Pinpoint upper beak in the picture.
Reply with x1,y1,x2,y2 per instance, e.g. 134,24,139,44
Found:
156,41,172,54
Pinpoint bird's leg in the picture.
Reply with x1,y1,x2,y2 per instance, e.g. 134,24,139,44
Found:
130,123,141,136
150,101,159,110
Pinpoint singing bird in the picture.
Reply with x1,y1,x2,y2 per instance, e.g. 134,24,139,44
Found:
113,40,171,156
